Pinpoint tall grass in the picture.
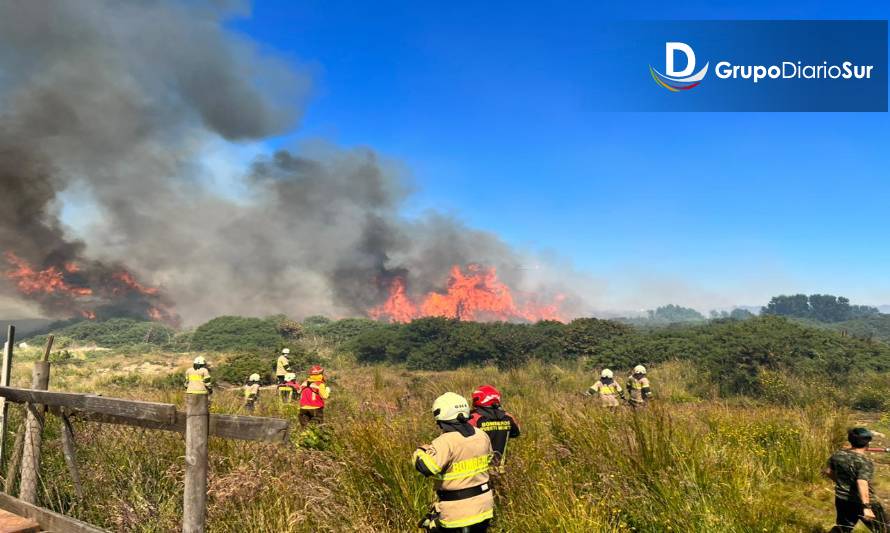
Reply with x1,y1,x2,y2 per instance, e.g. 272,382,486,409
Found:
23,359,850,532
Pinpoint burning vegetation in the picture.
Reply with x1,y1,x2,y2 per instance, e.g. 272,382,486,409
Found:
369,264,565,323
0,0,582,325
3,252,177,325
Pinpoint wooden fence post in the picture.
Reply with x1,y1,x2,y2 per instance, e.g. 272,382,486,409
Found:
18,360,50,504
182,394,209,533
0,325,15,473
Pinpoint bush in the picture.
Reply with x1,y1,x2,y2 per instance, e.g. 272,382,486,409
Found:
316,318,385,344
28,318,175,348
190,316,283,352
215,352,290,385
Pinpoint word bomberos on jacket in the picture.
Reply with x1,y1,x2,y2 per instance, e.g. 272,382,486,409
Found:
469,385,520,471
414,392,494,532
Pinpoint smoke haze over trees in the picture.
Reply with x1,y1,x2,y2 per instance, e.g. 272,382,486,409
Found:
0,0,582,325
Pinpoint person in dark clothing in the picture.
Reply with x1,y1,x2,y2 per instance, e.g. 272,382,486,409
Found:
469,385,520,472
825,427,888,532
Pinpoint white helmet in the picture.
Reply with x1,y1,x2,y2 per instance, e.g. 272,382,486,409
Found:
634,365,647,375
432,392,470,422
284,372,296,381
281,348,290,355
249,373,260,382
600,368,613,379
193,356,206,366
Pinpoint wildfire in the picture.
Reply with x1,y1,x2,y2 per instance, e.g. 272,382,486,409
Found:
370,264,565,323
4,252,93,297
3,251,175,324
113,271,159,296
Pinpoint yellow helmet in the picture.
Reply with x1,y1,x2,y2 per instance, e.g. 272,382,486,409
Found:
432,392,470,422
249,373,260,382
281,348,290,355
600,368,613,379
193,356,206,366
633,365,647,375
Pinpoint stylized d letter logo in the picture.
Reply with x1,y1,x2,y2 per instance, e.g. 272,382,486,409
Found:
666,42,695,77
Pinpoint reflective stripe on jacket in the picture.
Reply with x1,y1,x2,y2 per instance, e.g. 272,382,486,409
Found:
470,407,520,468
244,383,260,400
590,380,622,396
412,426,494,527
299,377,329,409
185,367,211,394
627,376,651,403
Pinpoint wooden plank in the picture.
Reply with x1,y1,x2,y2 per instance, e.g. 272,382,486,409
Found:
0,493,106,533
208,414,290,443
0,508,39,533
0,389,176,425
56,409,289,443
80,396,176,424
0,325,15,473
0,390,86,410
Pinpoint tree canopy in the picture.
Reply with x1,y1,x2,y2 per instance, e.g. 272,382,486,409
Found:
762,294,879,322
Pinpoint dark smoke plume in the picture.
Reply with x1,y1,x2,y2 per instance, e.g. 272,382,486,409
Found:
0,0,581,324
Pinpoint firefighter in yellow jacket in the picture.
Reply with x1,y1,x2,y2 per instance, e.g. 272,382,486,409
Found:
413,392,494,532
626,365,652,408
588,368,623,407
243,373,261,412
185,356,212,395
276,348,292,385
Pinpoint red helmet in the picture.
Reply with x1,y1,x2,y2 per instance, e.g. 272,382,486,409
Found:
471,385,501,407
308,365,324,375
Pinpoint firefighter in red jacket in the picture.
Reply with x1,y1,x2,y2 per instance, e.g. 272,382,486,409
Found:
298,365,330,426
469,385,520,472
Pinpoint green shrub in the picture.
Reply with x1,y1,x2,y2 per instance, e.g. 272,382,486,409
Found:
214,349,308,385
190,316,282,352
28,318,175,348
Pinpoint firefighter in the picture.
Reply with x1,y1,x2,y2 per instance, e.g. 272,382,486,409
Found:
243,373,261,412
298,365,330,426
825,427,888,532
588,369,623,407
279,372,298,403
276,348,292,385
414,392,494,532
185,356,212,395
626,365,652,408
469,385,520,472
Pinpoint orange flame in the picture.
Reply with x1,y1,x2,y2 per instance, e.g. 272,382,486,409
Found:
368,278,418,322
4,252,93,297
112,271,159,295
370,264,565,323
3,251,175,324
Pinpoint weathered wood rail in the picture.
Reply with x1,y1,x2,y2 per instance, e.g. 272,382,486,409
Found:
0,328,291,532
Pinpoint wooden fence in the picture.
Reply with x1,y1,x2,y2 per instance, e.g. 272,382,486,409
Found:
0,325,290,532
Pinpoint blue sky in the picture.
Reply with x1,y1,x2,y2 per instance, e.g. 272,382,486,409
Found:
224,1,890,309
